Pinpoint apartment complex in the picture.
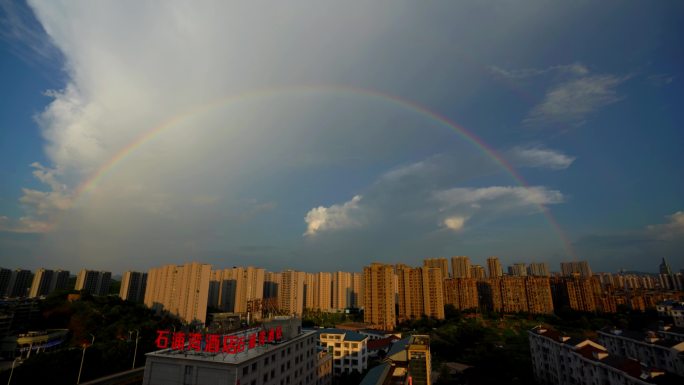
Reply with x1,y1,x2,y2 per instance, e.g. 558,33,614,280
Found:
443,278,478,311
451,256,471,278
560,260,593,277
0,269,32,298
424,258,450,280
120,271,148,303
396,265,445,321
75,269,112,296
597,328,684,376
479,276,554,314
487,257,503,278
28,269,70,297
209,266,266,319
144,262,212,324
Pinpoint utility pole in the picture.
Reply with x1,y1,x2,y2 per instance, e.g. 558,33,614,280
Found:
76,334,95,384
130,329,140,369
7,357,21,385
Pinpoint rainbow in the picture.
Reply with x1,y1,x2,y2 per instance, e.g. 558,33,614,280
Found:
71,85,576,258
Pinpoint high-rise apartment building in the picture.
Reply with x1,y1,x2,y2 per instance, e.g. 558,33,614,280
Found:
525,277,554,314
313,272,332,311
451,256,471,278
3,269,32,298
119,271,147,303
29,269,70,297
551,276,597,312
487,257,503,278
508,263,528,277
145,262,212,324
209,266,265,319
304,273,316,310
443,278,478,310
397,266,444,321
560,261,593,278
527,263,550,277
351,272,364,309
75,269,111,296
659,257,673,275
363,263,396,330
279,270,306,316
424,258,449,279
332,271,352,310
479,276,553,314
470,265,486,280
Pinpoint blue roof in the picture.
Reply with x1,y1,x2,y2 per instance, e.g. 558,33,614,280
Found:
317,328,368,342
386,337,410,358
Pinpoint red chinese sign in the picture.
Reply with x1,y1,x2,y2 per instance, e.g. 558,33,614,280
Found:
155,326,283,353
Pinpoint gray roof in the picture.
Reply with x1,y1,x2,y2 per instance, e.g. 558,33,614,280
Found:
359,363,391,385
386,337,410,360
317,328,368,342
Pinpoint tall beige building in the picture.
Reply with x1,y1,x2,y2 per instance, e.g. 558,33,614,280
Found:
75,269,111,296
304,273,316,310
144,262,211,324
470,265,486,280
424,258,449,279
397,266,444,321
451,256,472,278
279,270,306,316
363,263,396,330
443,278,478,310
487,257,503,278
314,272,332,311
525,276,554,314
332,271,353,310
351,272,364,309
208,266,265,319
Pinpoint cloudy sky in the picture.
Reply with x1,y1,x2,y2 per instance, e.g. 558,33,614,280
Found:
1,0,682,274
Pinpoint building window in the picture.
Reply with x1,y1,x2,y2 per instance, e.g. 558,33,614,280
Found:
243,367,249,376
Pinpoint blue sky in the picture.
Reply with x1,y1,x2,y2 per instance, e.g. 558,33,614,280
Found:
0,1,682,274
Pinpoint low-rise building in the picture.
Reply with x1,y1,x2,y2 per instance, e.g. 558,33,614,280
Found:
317,328,368,375
598,328,684,377
360,335,432,385
529,326,683,385
143,317,318,385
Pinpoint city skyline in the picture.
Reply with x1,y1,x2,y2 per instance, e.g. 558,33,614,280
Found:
1,1,683,273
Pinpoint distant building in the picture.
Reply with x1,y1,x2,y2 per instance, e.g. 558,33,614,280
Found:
119,271,147,303
29,269,70,297
145,262,211,324
3,270,32,298
660,257,673,275
560,261,592,278
486,257,503,278
317,328,368,375
396,265,444,321
209,266,265,320
478,276,553,314
443,278,478,311
470,265,486,280
451,256,471,278
280,270,306,316
508,263,527,277
424,258,450,280
75,269,111,296
332,271,352,311
363,263,396,331
528,263,550,277
313,272,332,311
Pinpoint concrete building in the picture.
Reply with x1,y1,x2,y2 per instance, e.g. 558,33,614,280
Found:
332,271,352,311
209,266,265,320
280,270,306,316
317,328,368,375
120,271,148,303
144,262,211,324
3,269,31,298
28,269,69,297
508,263,528,277
397,266,444,322
360,335,432,385
316,348,333,385
363,263,396,331
75,269,111,296
479,276,553,314
529,326,681,385
313,272,332,311
486,257,503,278
451,256,471,279
598,328,684,376
560,260,593,277
470,264,486,280
424,258,450,280
657,301,684,327
351,272,364,309
443,278,478,311
528,262,550,277
525,276,554,314
142,318,318,385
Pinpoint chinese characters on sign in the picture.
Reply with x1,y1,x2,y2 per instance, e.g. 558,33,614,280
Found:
155,326,283,354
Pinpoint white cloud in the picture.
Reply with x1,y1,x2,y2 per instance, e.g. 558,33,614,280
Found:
304,195,363,236
434,186,564,209
508,146,575,170
647,211,684,240
524,75,624,126
489,62,589,79
443,216,467,232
